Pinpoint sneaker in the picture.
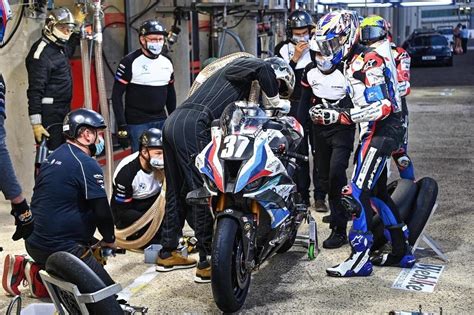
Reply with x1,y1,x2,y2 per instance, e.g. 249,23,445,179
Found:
323,229,348,249
194,261,211,284
2,254,27,296
156,250,197,272
24,261,49,298
314,199,328,213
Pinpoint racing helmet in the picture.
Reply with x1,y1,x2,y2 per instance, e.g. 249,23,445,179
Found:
314,10,360,67
43,7,76,46
264,57,295,99
360,15,389,44
139,128,163,149
139,20,168,37
286,10,315,40
63,108,106,139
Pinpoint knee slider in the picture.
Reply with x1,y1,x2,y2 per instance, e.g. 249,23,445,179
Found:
396,155,411,170
341,185,362,218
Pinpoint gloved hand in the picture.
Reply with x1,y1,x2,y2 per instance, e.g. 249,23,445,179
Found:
11,199,34,241
32,124,50,143
117,125,129,150
310,106,342,125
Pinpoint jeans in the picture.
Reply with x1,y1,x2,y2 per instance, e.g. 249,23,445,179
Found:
128,119,166,153
0,116,22,200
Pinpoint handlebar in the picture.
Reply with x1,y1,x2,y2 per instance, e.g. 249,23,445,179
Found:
284,151,309,162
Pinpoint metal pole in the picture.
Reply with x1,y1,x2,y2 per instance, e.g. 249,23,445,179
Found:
79,27,92,110
92,0,114,197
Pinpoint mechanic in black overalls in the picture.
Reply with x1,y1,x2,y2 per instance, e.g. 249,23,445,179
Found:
156,56,295,283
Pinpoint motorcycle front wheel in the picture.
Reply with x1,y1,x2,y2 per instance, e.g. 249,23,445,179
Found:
211,216,251,313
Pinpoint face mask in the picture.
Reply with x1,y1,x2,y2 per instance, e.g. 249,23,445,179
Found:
88,136,104,156
149,157,164,169
292,35,310,43
52,26,72,45
146,41,163,56
315,55,334,73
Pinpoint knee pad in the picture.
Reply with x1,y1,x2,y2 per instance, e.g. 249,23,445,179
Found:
341,185,362,218
392,149,411,170
349,230,373,252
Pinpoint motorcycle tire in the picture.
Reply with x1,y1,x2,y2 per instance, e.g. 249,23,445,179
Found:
371,179,418,250
406,177,438,245
276,228,297,254
45,251,122,315
211,217,251,313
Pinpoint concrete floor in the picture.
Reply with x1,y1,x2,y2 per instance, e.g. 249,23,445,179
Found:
1,57,474,313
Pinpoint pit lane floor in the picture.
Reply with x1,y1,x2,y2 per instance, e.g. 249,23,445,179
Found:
1,83,473,313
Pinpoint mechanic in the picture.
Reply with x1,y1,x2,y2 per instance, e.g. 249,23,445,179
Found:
26,7,79,151
24,108,116,297
111,128,169,250
359,15,415,180
158,56,295,284
310,11,415,277
112,19,176,152
275,10,328,211
297,42,355,249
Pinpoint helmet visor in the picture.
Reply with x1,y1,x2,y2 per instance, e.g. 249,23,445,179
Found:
316,35,346,57
361,26,385,43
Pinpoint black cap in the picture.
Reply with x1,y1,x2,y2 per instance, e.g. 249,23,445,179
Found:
139,20,167,37
139,128,163,149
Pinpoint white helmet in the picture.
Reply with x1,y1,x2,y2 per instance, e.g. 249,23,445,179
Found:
264,57,295,99
43,8,75,46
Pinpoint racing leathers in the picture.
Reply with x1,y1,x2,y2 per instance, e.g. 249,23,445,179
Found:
298,62,355,240
391,44,415,180
275,39,327,204
312,45,414,277
112,50,176,152
26,35,78,150
160,56,281,263
111,152,163,247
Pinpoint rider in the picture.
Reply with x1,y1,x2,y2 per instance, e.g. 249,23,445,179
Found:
158,56,294,283
111,128,165,249
298,41,355,249
310,10,415,277
359,15,415,180
275,10,328,211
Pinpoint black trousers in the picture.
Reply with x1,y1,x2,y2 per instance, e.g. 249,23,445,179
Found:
314,128,355,230
160,109,213,261
44,122,65,151
25,242,115,286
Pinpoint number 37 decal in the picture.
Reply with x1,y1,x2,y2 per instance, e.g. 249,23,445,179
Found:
220,135,250,159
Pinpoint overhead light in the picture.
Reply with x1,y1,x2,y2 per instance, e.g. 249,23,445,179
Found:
400,0,454,6
347,2,393,6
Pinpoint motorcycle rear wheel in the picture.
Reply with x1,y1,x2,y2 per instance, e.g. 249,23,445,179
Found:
211,217,251,313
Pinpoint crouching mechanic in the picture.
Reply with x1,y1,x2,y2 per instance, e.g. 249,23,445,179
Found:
20,108,116,297
359,15,415,180
158,56,294,283
310,10,415,277
111,128,165,248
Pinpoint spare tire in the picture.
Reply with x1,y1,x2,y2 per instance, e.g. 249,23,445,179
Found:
45,252,122,315
406,177,438,245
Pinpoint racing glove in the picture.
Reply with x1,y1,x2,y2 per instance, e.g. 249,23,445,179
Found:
309,106,352,126
32,124,50,143
11,199,34,241
117,125,130,150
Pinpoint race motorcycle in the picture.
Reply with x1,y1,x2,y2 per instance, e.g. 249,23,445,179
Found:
187,101,317,313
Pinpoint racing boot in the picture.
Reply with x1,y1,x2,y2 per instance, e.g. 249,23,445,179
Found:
326,231,373,277
371,224,415,268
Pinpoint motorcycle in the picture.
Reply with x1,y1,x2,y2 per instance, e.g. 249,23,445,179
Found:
187,101,317,313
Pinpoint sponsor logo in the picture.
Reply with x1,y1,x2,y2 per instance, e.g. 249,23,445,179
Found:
392,263,445,293
93,174,103,179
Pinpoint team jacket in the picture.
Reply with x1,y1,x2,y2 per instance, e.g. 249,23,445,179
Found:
339,44,403,140
274,40,312,102
298,62,354,138
25,35,78,126
111,152,162,223
391,44,411,97
112,50,176,126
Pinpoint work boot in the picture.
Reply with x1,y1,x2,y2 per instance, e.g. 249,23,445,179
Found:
371,224,415,268
326,231,373,277
2,254,27,296
24,260,49,298
323,228,348,249
194,260,211,284
156,250,197,272
314,199,329,212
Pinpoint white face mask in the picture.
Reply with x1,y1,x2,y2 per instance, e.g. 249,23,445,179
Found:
292,34,310,43
146,41,163,56
315,55,334,73
150,157,164,169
